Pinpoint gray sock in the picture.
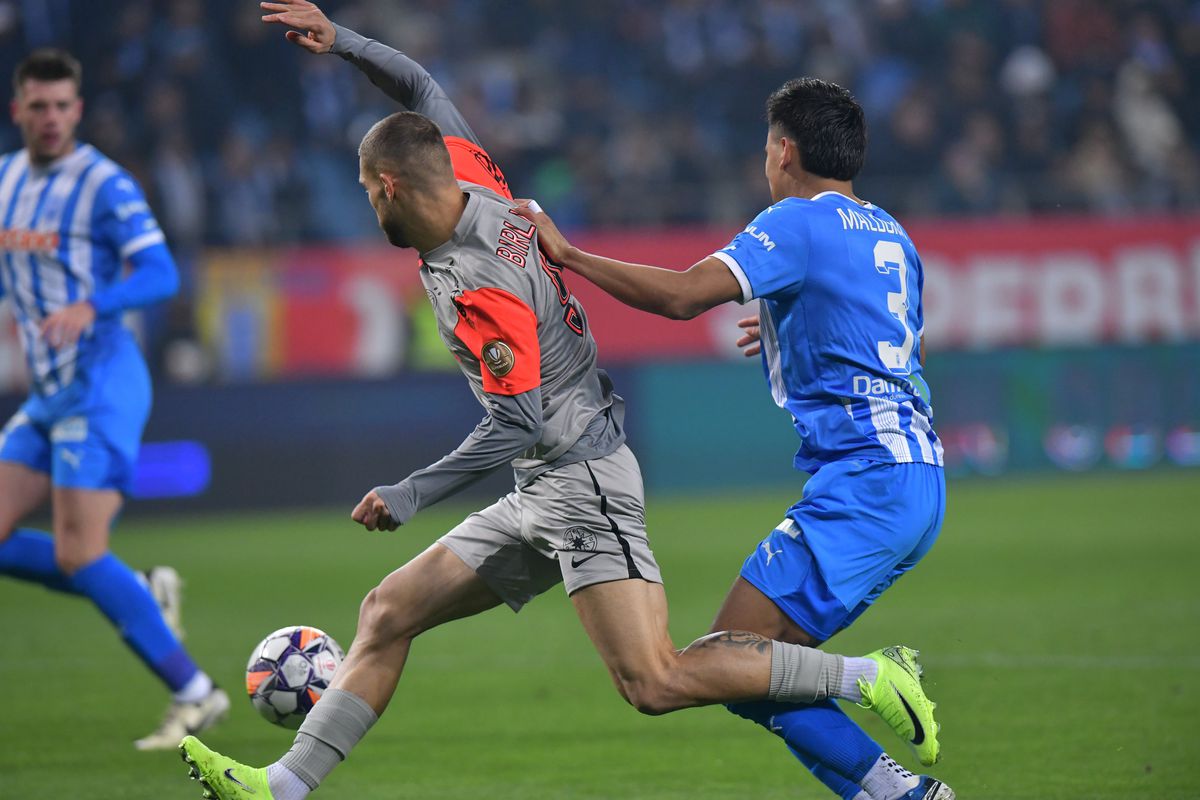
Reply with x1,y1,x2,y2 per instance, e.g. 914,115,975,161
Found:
275,689,379,790
767,641,845,704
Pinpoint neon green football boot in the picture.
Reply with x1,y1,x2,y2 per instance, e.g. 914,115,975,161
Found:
856,645,942,766
179,735,274,799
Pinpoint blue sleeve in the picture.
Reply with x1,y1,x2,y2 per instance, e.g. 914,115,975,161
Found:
709,200,810,302
89,173,179,316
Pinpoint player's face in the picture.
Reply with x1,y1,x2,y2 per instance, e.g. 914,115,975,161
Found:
358,160,409,248
11,79,82,164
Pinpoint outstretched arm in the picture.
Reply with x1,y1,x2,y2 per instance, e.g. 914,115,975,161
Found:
352,390,543,531
260,0,478,143
514,203,743,320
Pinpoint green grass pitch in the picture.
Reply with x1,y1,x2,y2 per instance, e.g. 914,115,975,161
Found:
1,471,1196,799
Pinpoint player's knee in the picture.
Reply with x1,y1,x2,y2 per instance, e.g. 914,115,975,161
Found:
53,546,96,575
356,583,421,646
612,667,681,716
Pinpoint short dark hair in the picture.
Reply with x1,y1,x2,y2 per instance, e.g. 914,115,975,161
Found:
358,111,453,188
13,48,82,96
766,78,866,181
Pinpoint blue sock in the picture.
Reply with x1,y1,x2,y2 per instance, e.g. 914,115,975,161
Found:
728,700,883,791
68,552,200,692
788,744,866,800
0,529,76,593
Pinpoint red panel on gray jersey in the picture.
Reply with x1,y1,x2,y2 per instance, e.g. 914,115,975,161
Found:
445,137,512,200
452,287,540,395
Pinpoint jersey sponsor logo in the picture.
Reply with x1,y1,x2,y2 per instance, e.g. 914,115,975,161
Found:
852,375,908,397
481,339,515,377
0,228,61,253
495,218,536,268
743,224,776,252
50,416,88,443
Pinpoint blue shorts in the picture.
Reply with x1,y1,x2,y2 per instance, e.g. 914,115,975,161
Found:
740,459,945,642
0,335,151,494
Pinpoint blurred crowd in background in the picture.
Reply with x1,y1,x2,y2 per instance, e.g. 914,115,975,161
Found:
2,0,1199,252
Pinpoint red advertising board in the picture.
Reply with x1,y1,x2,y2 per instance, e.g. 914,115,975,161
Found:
0,214,1192,388
188,215,1200,380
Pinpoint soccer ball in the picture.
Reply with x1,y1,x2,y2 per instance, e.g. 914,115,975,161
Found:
245,625,345,729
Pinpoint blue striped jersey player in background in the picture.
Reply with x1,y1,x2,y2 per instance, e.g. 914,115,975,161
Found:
519,78,954,800
0,49,228,749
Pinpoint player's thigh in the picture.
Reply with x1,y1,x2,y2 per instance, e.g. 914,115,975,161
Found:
522,445,662,599
361,542,506,642
737,525,861,643
570,577,676,679
710,575,822,646
0,408,53,536
0,461,52,538
51,485,123,573
438,491,563,613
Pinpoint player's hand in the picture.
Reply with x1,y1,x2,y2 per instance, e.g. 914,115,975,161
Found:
735,315,761,357
40,301,96,348
261,0,336,54
351,490,400,531
512,199,574,266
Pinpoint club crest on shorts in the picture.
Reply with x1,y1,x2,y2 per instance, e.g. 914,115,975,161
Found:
563,526,597,552
481,339,515,377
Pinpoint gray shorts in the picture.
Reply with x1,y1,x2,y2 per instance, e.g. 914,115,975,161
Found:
439,444,662,611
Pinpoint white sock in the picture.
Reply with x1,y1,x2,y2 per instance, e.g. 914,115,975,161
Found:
852,792,872,800
839,657,878,703
267,763,312,800
861,753,919,800
173,671,214,704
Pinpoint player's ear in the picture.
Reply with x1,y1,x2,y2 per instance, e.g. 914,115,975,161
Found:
777,136,796,170
379,173,397,201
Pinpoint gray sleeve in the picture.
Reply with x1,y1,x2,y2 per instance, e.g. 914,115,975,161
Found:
330,22,480,144
374,388,543,525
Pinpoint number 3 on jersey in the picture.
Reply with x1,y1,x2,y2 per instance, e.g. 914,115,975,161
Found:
873,240,915,374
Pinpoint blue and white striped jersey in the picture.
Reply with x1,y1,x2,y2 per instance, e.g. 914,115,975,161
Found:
711,191,943,474
0,144,168,395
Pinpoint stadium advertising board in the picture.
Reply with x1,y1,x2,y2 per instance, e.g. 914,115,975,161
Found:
0,216,1193,391
189,216,1200,380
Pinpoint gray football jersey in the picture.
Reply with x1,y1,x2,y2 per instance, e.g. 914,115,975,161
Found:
420,183,623,477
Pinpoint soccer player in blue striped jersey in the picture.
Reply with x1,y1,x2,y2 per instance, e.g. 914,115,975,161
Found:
0,49,227,749
520,79,953,800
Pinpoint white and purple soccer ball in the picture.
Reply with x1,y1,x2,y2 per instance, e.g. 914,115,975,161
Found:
245,625,344,729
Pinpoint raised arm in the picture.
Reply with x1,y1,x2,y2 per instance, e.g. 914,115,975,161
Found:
260,0,478,142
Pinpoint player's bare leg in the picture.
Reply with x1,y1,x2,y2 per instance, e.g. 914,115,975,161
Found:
185,544,509,800
571,577,853,713
51,485,121,573
0,460,52,545
327,542,505,713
